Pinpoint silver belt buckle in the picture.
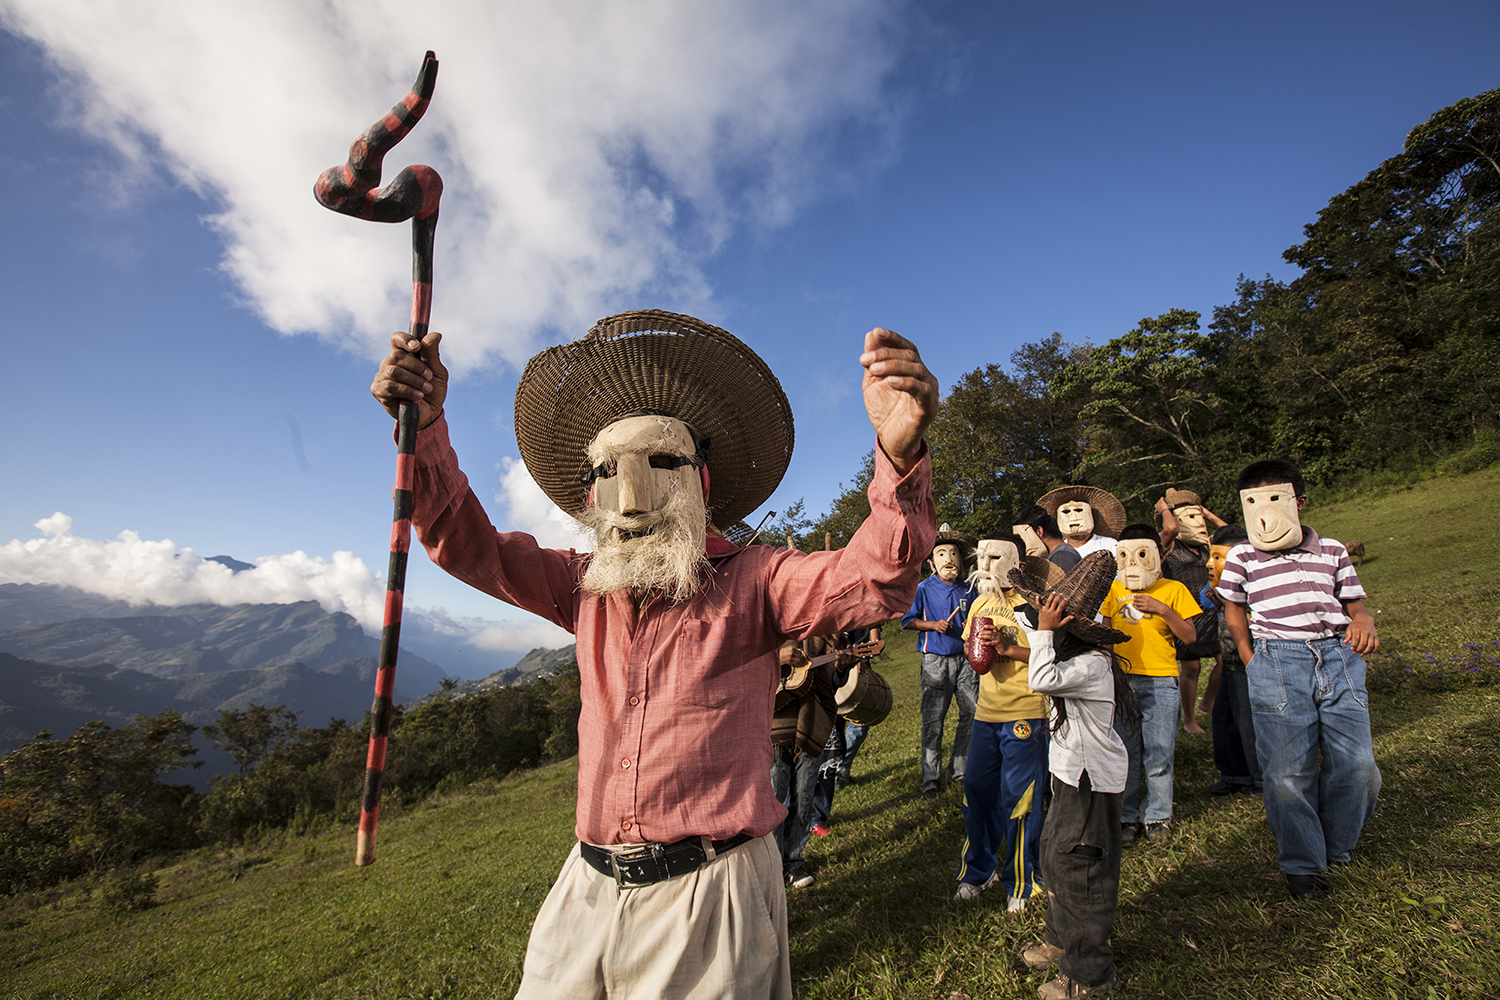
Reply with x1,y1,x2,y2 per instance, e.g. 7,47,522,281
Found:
609,843,666,889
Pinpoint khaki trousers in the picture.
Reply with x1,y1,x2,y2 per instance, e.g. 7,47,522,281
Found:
515,833,792,1000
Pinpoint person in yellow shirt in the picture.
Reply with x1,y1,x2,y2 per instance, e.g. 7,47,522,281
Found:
955,530,1050,910
1100,525,1202,846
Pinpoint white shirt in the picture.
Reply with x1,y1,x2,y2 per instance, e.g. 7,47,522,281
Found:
1068,533,1117,561
1021,625,1128,793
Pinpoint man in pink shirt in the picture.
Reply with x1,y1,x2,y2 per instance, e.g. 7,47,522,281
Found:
372,310,938,1000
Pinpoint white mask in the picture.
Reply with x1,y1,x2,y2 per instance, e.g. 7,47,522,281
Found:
1240,483,1303,552
1173,504,1210,546
931,543,963,582
1056,501,1095,540
970,539,1021,597
579,414,707,600
1013,523,1047,557
1116,539,1163,591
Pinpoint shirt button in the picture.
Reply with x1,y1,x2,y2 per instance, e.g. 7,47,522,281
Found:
622,820,633,831
629,696,640,706
621,758,631,769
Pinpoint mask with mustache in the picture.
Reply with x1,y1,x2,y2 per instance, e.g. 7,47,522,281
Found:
969,539,1021,597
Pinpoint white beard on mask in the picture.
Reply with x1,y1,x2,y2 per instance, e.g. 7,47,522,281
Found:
968,539,1020,598
576,413,709,602
1241,483,1304,552
578,484,708,601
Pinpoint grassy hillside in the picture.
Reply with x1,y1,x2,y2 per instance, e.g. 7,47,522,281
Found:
3,466,1499,999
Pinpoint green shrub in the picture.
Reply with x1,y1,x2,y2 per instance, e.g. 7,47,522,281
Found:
98,870,158,914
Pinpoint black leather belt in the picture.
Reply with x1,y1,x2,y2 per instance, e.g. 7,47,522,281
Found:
580,833,754,888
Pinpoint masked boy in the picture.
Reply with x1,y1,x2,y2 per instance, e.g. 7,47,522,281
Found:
954,532,1048,911
902,527,980,798
1099,525,1202,845
1216,460,1380,900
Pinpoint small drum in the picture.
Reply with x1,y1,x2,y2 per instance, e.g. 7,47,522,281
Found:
835,664,893,727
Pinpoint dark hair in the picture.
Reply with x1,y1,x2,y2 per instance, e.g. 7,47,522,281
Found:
1014,505,1061,538
1212,523,1248,546
1117,523,1161,554
1237,458,1305,496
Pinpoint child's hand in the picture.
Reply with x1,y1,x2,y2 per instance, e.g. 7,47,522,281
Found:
1345,614,1379,655
1130,594,1169,616
1036,593,1074,632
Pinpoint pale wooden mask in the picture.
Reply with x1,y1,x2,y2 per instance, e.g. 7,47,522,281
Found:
1013,523,1047,557
1116,538,1163,591
1056,501,1095,540
1240,483,1303,552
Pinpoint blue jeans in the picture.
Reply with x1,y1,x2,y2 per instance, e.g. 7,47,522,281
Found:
1211,668,1261,787
1247,636,1381,875
920,653,979,792
770,745,819,870
837,722,869,783
1115,674,1179,826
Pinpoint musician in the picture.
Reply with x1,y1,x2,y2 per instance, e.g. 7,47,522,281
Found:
371,311,938,1000
771,635,855,888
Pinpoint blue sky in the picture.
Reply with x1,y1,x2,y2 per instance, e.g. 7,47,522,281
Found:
1,1,1496,677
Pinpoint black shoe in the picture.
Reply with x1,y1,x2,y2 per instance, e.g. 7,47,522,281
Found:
1120,823,1143,847
1286,873,1328,900
1206,779,1241,795
921,787,939,801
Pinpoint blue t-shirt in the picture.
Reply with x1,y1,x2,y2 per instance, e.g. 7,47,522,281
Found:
901,575,977,656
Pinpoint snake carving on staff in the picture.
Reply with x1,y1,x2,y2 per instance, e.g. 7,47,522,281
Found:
313,50,443,867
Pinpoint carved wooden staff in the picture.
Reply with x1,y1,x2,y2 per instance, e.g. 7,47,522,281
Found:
314,50,443,866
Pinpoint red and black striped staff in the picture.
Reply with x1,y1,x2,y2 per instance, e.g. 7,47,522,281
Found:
313,50,443,867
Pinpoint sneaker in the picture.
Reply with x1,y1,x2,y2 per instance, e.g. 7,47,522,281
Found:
811,824,832,837
1286,873,1327,900
1021,940,1063,969
954,871,997,900
1206,779,1240,795
921,787,939,801
1119,823,1143,847
786,866,814,889
1006,895,1027,913
1145,821,1172,844
1036,970,1123,998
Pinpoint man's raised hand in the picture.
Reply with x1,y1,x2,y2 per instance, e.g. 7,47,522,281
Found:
861,328,939,475
371,331,448,429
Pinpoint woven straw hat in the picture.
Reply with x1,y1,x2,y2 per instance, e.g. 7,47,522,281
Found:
1037,485,1127,539
1020,554,1065,592
514,310,794,526
934,523,977,555
1165,488,1202,510
1008,550,1128,646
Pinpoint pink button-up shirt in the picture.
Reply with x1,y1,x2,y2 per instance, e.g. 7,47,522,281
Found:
410,417,934,845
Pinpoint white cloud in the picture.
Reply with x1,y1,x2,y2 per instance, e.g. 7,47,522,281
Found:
1,0,904,370
0,512,572,657
495,456,593,552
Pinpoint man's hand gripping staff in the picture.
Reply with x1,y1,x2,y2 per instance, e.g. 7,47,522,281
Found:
314,51,444,867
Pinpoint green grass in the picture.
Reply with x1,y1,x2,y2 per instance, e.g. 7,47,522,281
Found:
4,466,1499,999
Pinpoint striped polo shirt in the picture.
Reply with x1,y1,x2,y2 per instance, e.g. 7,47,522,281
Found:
1215,527,1367,640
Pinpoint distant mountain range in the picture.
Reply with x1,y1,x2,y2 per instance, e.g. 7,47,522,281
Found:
0,582,576,766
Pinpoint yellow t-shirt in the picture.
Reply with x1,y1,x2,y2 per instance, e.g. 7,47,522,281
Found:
1100,578,1202,677
962,590,1046,721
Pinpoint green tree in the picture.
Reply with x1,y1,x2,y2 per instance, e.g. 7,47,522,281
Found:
203,704,301,777
0,712,201,892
